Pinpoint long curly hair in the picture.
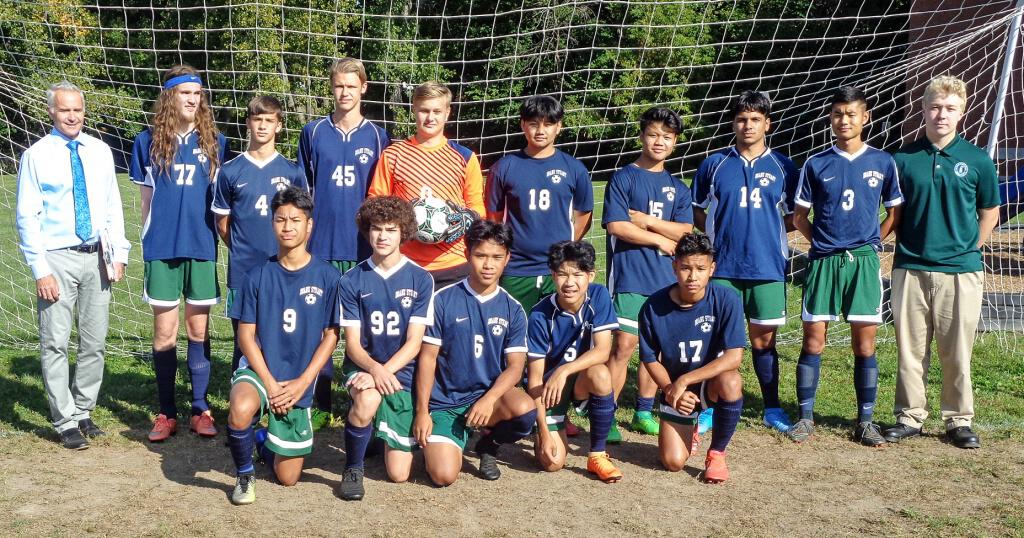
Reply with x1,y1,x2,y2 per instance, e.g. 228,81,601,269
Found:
149,64,220,180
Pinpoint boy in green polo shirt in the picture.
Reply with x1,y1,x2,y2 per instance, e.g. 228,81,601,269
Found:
884,76,1001,449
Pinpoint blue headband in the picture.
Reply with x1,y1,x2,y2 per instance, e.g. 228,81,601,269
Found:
163,74,203,90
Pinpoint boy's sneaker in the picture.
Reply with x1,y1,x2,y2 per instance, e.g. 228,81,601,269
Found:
337,467,365,501
231,474,256,505
606,422,622,444
787,418,815,443
311,409,332,431
697,408,714,435
586,453,623,483
190,410,218,437
703,450,729,483
148,414,177,442
475,435,501,480
762,407,792,433
630,411,660,435
855,421,886,447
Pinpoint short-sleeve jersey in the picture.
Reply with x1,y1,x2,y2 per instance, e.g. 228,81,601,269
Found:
692,147,799,281
212,152,308,290
638,282,746,382
794,145,903,259
236,257,342,409
526,283,618,382
486,149,594,276
298,117,390,262
893,135,1002,273
338,256,435,389
602,164,693,295
423,280,528,410
368,137,486,272
130,129,228,261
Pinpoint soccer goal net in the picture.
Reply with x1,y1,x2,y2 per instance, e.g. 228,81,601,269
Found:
0,0,1021,355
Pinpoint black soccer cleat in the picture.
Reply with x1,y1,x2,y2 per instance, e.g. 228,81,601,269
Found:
337,467,365,501
474,435,501,480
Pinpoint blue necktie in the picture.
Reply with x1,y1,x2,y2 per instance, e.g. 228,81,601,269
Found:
67,140,92,241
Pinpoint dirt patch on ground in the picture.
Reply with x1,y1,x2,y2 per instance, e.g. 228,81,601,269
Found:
2,425,1022,537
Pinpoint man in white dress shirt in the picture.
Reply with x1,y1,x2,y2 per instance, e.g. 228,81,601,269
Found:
16,81,130,449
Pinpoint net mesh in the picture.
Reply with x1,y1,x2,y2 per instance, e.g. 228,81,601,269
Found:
0,0,1021,354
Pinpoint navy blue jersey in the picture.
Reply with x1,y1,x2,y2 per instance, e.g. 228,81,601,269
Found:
526,283,618,382
212,152,308,291
486,149,594,276
602,164,693,295
423,281,528,410
298,117,390,262
638,282,746,382
130,129,228,261
692,147,799,281
794,145,903,259
236,257,342,409
338,257,435,389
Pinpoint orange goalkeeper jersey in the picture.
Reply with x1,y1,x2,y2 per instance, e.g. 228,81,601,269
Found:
368,136,485,271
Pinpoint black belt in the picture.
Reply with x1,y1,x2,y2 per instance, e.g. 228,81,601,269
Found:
67,243,100,253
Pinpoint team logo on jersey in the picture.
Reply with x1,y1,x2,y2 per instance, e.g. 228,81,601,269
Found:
954,162,969,177
395,288,418,309
662,186,676,201
192,147,208,163
270,177,290,191
547,169,567,184
863,170,884,188
695,314,715,333
300,285,324,305
488,316,509,336
355,147,375,165
755,171,777,187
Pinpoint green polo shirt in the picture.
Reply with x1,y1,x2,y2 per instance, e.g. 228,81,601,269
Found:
893,135,1001,273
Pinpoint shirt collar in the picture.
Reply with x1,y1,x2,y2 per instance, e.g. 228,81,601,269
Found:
461,279,500,303
831,144,869,161
927,134,963,156
50,128,82,144
728,145,772,165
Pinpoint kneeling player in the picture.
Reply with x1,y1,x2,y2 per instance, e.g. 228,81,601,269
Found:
527,241,620,482
639,233,745,483
225,187,341,504
337,196,434,500
413,220,537,485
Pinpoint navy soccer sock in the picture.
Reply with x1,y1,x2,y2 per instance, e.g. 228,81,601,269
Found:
186,339,211,414
588,392,616,453
479,409,537,454
853,354,879,423
227,425,255,475
796,352,822,421
752,347,781,409
709,397,743,452
635,396,655,415
153,347,178,418
314,361,333,412
344,422,374,470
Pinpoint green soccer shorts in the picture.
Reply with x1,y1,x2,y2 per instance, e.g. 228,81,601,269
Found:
342,368,419,453
713,278,787,326
143,258,220,307
428,404,472,450
613,292,648,336
801,245,883,324
231,368,314,457
500,274,555,312
330,260,358,275
658,381,708,426
543,374,589,432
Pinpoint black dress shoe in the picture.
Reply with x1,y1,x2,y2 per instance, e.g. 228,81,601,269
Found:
946,426,981,449
58,428,90,450
78,418,106,438
882,423,921,443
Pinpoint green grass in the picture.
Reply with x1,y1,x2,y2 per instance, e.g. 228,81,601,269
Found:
1,176,1022,442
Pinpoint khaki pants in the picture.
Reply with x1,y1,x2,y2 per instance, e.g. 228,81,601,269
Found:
891,268,983,430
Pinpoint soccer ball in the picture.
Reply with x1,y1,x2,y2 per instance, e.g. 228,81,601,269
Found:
412,197,454,244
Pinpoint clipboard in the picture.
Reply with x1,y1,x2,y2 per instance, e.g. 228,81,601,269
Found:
99,229,117,281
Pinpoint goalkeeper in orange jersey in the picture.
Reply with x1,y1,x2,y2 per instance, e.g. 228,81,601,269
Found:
368,82,484,288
